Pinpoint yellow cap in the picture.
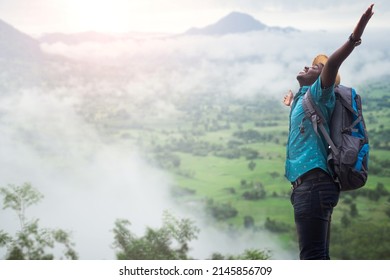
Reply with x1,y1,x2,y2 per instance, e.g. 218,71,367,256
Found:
312,54,341,85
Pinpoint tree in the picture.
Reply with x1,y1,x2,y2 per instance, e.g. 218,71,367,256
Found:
350,203,359,217
264,217,291,233
1,182,43,230
205,199,238,220
243,216,254,228
242,182,266,200
112,211,199,260
331,222,390,259
210,249,270,260
0,183,78,260
248,160,256,171
269,172,280,179
385,207,390,219
112,211,271,260
341,213,351,227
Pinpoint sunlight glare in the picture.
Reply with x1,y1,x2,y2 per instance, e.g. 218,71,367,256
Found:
66,0,139,33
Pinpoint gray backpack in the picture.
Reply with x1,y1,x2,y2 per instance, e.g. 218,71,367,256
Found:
302,85,369,191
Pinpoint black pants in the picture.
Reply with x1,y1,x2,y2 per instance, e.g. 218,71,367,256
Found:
290,174,340,260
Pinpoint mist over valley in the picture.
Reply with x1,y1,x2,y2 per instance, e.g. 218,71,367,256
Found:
1,11,390,259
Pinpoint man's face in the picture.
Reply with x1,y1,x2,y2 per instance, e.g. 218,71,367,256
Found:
296,63,324,86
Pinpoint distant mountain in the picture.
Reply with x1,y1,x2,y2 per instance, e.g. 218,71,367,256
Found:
0,19,46,90
185,11,298,35
0,19,43,61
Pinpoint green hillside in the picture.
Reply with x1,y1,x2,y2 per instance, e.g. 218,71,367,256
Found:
90,77,390,259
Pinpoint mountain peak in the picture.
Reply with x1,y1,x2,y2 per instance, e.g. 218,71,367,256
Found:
0,18,42,61
185,11,297,36
223,11,264,23
186,11,266,36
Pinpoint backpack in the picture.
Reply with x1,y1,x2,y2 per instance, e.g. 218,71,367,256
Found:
302,85,369,191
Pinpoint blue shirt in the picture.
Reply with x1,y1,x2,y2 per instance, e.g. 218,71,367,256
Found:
285,77,335,182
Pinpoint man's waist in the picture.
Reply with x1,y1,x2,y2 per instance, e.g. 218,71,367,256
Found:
291,168,332,189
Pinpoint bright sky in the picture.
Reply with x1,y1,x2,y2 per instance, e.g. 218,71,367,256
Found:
0,0,389,35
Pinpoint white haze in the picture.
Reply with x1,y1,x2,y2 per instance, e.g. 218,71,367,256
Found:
41,29,390,96
2,1,390,34
1,28,389,260
0,89,176,259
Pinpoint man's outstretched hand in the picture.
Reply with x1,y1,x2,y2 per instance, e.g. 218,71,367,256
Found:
353,4,374,40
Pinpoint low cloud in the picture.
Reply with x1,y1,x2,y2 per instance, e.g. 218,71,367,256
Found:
41,29,390,98
0,89,176,258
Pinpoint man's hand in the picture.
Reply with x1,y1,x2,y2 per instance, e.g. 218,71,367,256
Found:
283,90,294,106
352,4,374,40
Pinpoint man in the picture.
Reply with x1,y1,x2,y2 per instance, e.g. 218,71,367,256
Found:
284,4,374,260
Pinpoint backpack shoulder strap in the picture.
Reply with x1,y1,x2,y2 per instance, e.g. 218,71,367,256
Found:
335,86,362,133
336,86,359,117
302,89,339,155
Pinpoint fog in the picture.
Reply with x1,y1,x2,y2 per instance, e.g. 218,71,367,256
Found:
1,27,389,260
0,88,172,257
41,29,390,95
